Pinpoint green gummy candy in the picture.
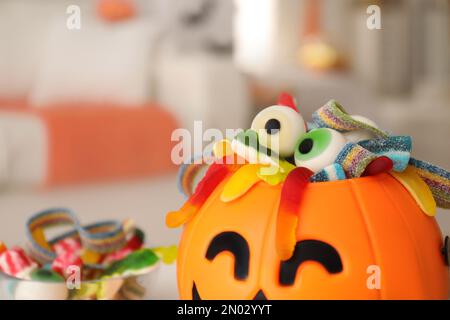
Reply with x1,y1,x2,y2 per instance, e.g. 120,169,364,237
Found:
30,269,65,282
103,249,159,277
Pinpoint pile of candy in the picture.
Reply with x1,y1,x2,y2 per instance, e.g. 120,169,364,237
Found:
168,94,450,260
0,209,176,300
175,94,450,215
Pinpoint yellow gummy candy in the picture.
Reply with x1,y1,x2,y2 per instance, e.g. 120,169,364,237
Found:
153,245,178,264
81,249,102,264
390,166,436,217
213,139,233,159
257,160,296,186
32,228,52,252
71,282,99,300
221,164,263,202
97,277,124,300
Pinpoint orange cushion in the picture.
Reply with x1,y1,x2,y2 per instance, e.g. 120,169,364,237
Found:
97,0,136,22
33,104,178,185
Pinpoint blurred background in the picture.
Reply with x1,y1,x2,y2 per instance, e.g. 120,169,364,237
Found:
0,0,448,298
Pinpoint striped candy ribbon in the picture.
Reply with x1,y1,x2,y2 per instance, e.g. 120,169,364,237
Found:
312,100,389,138
410,158,450,209
312,100,450,209
359,136,412,172
26,208,127,264
335,143,377,178
310,163,346,182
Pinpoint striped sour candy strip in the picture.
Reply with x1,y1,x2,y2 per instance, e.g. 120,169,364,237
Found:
0,247,38,279
26,208,127,264
312,100,389,138
410,158,450,209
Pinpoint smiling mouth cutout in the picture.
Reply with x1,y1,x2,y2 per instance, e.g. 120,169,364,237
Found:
192,232,343,300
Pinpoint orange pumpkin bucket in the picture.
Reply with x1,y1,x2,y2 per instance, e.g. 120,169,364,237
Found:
167,94,450,299
174,173,448,300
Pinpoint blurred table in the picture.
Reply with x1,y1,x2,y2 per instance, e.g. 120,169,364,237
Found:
0,174,183,299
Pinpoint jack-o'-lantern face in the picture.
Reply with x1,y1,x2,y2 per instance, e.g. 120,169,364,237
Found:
176,173,448,300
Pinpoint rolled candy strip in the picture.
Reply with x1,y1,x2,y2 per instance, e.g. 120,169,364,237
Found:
390,166,436,216
177,162,209,198
0,247,38,279
310,163,346,182
342,115,380,143
335,143,378,178
312,100,389,139
409,157,450,209
26,208,127,264
306,121,319,131
359,136,412,172
177,153,217,198
167,157,242,228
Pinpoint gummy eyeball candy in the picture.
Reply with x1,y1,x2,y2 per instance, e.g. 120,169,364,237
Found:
250,94,306,157
294,128,347,173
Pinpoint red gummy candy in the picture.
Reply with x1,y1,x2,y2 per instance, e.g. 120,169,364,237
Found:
363,156,394,177
53,238,82,256
52,251,82,277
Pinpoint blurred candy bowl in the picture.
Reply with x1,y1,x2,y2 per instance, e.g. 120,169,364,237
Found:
0,209,177,300
0,263,160,300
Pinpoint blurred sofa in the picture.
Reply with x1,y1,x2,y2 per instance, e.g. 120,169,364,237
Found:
0,0,250,188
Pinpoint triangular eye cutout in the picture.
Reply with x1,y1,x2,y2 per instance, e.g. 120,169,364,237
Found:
278,92,298,112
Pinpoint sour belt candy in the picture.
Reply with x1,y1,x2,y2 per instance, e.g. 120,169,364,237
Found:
312,100,389,138
409,158,450,209
310,163,346,182
0,247,38,279
26,208,127,264
335,143,378,178
359,136,412,172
